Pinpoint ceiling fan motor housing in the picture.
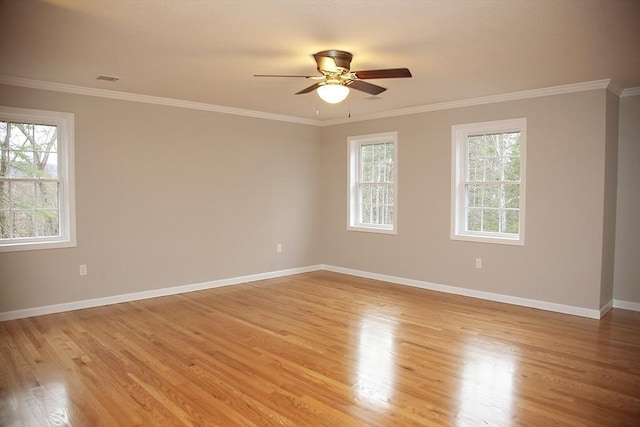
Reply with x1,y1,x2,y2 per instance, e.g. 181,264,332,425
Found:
314,50,353,75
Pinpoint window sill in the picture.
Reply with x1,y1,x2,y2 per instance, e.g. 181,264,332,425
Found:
0,238,77,253
348,225,397,235
450,233,524,246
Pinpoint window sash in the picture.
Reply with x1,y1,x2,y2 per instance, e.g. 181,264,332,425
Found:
357,141,394,227
1,177,62,240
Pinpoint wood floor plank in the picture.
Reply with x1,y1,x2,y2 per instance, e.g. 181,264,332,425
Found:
1,271,639,426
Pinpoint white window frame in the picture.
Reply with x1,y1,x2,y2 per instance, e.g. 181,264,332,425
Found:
348,131,398,234
451,118,526,246
0,106,76,252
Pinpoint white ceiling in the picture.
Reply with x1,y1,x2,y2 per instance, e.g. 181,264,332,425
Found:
1,0,639,122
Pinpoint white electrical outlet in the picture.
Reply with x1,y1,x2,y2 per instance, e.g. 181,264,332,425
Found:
475,258,482,269
79,264,88,276
276,243,282,253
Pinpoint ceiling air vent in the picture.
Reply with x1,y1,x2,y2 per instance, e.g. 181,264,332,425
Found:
96,75,119,82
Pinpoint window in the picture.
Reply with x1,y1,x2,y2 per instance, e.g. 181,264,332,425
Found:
451,118,526,245
348,132,397,234
0,106,76,252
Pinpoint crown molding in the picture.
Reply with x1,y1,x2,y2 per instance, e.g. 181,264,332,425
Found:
621,87,640,97
0,75,318,126
1,75,623,126
607,81,623,96
321,79,614,125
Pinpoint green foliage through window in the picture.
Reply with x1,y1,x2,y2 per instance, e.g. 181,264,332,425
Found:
464,132,521,235
0,120,60,240
359,142,394,226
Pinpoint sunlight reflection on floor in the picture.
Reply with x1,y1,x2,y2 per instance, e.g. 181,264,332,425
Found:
25,381,70,426
355,313,397,410
456,339,516,426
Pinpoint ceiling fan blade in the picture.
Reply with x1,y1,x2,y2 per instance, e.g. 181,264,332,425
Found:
347,80,387,95
354,68,412,79
295,82,323,95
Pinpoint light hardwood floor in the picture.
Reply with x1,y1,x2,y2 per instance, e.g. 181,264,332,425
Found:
1,271,639,426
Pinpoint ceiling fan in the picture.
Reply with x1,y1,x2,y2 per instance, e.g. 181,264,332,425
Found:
254,50,412,104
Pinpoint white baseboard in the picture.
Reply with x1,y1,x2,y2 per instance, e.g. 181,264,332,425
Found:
321,264,604,319
599,300,613,317
0,265,322,321
613,299,640,312
3,264,627,322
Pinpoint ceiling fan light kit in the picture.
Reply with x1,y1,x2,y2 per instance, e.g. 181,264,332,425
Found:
317,82,350,104
255,49,411,105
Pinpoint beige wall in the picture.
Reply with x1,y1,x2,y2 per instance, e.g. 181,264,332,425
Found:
614,94,640,303
600,91,619,307
0,85,633,315
319,90,610,310
0,85,322,312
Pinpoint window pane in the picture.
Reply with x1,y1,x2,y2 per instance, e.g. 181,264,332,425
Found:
374,143,385,162
385,143,394,160
483,184,500,208
466,207,482,232
35,209,59,237
361,205,370,224
467,158,483,181
385,185,394,207
468,135,485,158
484,156,502,182
503,156,520,181
12,182,36,209
36,151,58,178
9,123,30,149
0,180,8,238
384,161,393,183
373,205,381,224
12,210,35,238
37,182,59,209
0,180,9,205
504,183,520,208
466,184,482,208
483,208,499,232
371,185,380,205
360,183,372,205
0,211,8,238
361,144,373,182
372,160,382,182
504,209,520,234
503,132,520,152
362,160,372,181
34,125,58,151
385,205,394,226
9,150,35,178
485,134,499,157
